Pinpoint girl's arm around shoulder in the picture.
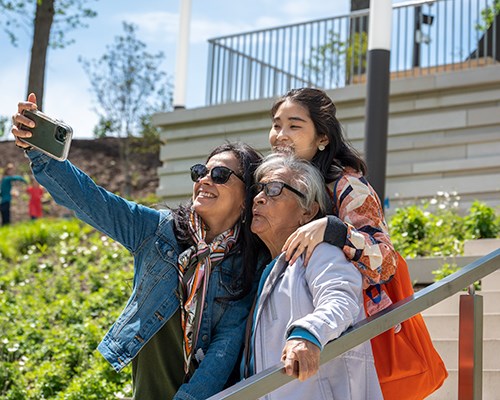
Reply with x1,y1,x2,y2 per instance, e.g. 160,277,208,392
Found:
332,173,397,284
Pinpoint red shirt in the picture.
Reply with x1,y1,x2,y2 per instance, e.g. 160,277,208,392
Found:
27,186,44,218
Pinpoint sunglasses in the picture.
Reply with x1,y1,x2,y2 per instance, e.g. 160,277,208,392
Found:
252,181,306,199
190,163,244,184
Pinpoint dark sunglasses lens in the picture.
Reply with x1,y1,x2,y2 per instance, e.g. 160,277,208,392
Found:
266,182,284,197
211,166,232,184
190,164,208,182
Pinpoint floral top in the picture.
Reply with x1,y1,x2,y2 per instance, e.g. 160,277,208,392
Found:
324,168,397,285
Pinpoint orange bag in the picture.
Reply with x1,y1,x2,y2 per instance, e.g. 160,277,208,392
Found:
364,253,448,400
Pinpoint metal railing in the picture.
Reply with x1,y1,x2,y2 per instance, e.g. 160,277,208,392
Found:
206,0,499,105
208,248,500,399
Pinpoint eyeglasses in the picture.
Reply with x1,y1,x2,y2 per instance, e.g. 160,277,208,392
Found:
190,163,244,184
252,181,306,199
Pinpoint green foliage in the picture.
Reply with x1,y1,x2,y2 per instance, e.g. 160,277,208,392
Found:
432,263,480,290
389,198,499,258
464,200,500,239
0,115,9,138
0,218,133,399
0,0,97,48
476,0,500,31
302,30,367,86
79,22,172,141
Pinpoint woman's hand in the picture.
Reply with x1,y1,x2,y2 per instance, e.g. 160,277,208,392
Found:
281,338,320,382
282,217,327,266
11,93,38,149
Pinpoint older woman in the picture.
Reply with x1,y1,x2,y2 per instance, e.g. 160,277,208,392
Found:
242,153,382,399
12,94,263,400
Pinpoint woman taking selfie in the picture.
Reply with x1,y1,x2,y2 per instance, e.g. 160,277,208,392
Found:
12,93,263,400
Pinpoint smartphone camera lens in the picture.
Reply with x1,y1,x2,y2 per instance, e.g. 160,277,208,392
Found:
55,126,67,142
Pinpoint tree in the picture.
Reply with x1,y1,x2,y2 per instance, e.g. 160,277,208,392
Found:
302,0,370,87
79,22,172,197
0,0,97,108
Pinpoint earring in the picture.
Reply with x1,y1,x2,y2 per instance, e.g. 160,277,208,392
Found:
240,210,246,224
318,144,326,151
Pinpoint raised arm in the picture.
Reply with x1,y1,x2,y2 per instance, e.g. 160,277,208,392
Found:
11,94,159,252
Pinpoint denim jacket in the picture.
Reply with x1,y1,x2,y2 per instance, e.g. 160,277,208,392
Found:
28,150,255,400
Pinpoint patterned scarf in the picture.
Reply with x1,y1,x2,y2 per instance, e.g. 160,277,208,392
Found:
178,210,240,374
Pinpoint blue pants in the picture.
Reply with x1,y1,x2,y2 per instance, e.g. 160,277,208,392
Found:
1,201,11,225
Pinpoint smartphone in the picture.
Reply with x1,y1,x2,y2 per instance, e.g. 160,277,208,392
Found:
20,109,73,161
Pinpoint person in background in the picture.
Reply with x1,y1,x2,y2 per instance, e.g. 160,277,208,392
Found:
242,153,382,399
268,87,397,287
12,93,264,400
1,162,27,225
27,178,44,220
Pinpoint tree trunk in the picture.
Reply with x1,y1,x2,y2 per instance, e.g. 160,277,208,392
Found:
27,0,55,109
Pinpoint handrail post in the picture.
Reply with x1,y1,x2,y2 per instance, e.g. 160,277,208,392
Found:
458,285,483,400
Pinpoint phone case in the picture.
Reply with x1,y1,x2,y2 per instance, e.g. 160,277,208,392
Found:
20,109,73,161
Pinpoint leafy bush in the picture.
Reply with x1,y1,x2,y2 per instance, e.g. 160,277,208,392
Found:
432,262,480,290
464,200,500,239
0,219,133,399
389,199,499,258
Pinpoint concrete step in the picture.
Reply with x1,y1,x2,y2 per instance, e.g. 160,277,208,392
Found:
422,291,500,315
481,269,500,291
431,338,500,370
426,369,500,400
423,313,500,339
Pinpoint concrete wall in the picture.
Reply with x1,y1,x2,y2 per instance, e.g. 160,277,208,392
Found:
152,64,500,213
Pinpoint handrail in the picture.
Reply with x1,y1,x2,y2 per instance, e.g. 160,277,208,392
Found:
208,248,500,399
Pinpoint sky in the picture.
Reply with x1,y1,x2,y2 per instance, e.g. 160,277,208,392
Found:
0,0,357,139
0,0,494,353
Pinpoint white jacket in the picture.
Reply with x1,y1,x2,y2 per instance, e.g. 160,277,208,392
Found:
252,243,383,400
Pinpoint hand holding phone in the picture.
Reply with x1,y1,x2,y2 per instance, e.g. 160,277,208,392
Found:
20,109,73,161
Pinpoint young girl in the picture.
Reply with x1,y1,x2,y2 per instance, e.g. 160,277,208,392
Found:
269,87,397,287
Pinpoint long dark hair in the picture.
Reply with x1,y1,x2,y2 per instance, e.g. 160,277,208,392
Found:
271,87,367,184
173,141,264,296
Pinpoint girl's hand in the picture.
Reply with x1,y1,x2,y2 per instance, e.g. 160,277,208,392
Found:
282,217,327,266
11,93,38,149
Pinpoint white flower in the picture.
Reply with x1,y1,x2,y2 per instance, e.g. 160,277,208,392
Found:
7,343,19,352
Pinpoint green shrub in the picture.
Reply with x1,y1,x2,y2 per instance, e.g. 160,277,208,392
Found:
0,218,133,399
432,262,480,290
464,200,500,239
388,198,499,258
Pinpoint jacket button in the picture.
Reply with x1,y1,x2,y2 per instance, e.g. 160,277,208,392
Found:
204,302,208,309
202,334,208,342
167,250,173,257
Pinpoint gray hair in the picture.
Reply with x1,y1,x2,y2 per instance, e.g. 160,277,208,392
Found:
254,153,330,217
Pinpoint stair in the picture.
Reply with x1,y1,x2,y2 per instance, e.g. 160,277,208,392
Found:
422,269,500,399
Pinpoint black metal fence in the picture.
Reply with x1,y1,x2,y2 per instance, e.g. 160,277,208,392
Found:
206,0,499,105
